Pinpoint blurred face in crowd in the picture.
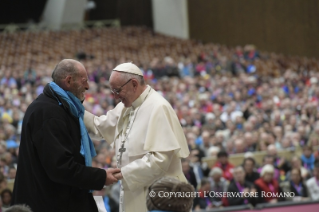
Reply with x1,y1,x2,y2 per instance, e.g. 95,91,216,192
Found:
273,126,282,138
96,153,106,166
212,173,221,182
244,159,254,174
9,168,16,179
267,145,277,157
226,141,234,153
0,180,7,192
218,156,228,165
182,161,190,174
201,182,210,192
291,157,301,168
234,139,245,153
291,169,301,184
303,148,312,158
263,172,273,183
186,133,196,146
264,156,274,165
2,192,11,205
244,133,253,146
281,137,291,148
202,131,210,146
233,167,245,184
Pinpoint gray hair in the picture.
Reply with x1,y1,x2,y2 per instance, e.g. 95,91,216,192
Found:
51,60,78,86
118,72,145,85
209,167,223,177
208,146,220,157
233,166,245,172
6,205,33,212
261,164,274,176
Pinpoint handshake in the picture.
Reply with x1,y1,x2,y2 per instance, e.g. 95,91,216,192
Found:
105,168,122,186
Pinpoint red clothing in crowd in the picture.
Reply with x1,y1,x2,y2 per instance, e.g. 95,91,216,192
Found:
213,162,234,181
254,178,280,203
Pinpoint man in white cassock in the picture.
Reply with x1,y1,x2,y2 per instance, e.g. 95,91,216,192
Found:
84,62,190,212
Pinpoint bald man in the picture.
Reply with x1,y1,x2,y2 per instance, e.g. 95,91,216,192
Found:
12,59,120,212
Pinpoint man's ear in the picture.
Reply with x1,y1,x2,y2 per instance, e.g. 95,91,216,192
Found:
65,75,72,88
132,79,138,89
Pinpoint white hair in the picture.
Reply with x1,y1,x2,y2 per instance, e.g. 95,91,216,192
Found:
261,164,274,176
267,144,276,151
216,131,225,138
205,113,215,121
244,152,254,158
208,146,220,157
209,167,223,177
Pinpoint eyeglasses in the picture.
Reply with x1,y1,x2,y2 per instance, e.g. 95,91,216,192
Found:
111,79,132,95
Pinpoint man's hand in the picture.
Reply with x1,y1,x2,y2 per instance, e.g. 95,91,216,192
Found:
113,172,123,180
105,168,121,185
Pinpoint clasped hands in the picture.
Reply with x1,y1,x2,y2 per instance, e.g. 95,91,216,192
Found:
105,168,123,185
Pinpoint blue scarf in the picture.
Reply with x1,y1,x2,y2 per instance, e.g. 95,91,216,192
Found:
301,154,315,170
49,82,96,168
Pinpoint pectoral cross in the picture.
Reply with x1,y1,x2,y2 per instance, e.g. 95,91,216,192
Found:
117,143,126,167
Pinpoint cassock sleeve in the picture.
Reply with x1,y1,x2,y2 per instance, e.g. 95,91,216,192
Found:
84,103,124,144
121,150,176,191
33,117,106,190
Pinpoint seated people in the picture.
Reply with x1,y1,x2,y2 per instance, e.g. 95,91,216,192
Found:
227,166,257,206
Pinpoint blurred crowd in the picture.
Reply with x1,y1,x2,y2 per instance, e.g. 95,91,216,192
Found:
1,26,319,211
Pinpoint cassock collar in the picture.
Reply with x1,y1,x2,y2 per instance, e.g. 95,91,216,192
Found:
131,85,151,110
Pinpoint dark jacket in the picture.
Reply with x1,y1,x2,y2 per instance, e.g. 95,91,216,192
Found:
280,180,308,200
227,180,257,206
245,171,260,184
12,85,106,212
193,189,213,210
184,167,198,189
289,181,308,198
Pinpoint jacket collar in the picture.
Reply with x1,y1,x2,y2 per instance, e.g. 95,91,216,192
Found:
43,83,73,116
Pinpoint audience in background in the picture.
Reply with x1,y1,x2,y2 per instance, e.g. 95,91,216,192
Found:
306,161,319,201
227,166,257,206
243,158,260,184
254,164,284,204
280,168,309,201
1,188,12,210
257,155,280,180
213,151,234,181
301,146,315,172
193,178,213,211
286,156,309,181
182,159,198,190
208,167,228,208
267,144,291,174
1,26,319,210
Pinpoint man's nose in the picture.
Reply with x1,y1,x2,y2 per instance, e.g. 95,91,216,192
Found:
85,81,89,90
